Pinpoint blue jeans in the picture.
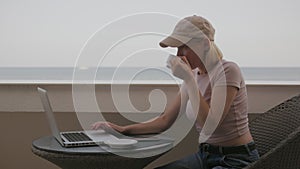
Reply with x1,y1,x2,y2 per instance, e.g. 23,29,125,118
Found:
156,142,260,169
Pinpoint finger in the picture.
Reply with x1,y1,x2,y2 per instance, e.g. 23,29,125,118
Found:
180,56,188,64
91,123,99,130
181,56,191,67
91,122,98,129
91,122,106,130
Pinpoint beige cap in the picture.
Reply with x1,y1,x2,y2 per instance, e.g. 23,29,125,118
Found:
159,15,215,48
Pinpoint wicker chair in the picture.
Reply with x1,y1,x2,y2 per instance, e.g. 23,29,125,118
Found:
245,94,300,169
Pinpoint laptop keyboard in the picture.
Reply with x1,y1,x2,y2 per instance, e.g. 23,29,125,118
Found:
62,132,92,142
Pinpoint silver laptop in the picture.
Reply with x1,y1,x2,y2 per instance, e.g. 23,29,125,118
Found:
37,87,117,147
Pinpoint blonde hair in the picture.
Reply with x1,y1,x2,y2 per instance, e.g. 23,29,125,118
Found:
210,41,223,60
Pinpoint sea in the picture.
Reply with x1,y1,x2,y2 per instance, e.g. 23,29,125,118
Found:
0,67,300,85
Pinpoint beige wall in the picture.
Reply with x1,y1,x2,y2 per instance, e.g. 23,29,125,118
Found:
0,84,299,169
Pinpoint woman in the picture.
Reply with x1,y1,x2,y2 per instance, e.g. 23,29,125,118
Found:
92,15,260,169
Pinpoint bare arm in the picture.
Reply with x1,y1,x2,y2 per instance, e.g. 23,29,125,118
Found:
92,91,188,135
91,85,237,135
123,84,238,135
122,91,188,135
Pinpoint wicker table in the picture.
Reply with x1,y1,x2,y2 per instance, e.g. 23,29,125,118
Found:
32,136,173,169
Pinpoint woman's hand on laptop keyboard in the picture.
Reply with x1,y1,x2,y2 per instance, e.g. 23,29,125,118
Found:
91,122,125,136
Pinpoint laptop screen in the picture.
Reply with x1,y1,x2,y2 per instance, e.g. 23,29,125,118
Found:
37,87,64,145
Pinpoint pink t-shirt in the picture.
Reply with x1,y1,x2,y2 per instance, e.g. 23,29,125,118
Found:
185,59,249,144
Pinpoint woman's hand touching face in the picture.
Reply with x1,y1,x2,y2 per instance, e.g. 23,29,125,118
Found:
167,54,194,81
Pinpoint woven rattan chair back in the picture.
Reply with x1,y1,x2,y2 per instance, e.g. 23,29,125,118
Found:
249,94,300,156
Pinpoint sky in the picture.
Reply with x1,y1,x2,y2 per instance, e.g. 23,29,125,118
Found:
1,0,300,67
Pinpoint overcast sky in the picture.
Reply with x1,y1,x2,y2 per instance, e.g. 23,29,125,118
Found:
1,0,300,67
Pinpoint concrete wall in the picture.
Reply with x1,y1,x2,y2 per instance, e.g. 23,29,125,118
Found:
0,83,299,169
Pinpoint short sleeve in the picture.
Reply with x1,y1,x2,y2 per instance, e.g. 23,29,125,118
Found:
213,62,242,89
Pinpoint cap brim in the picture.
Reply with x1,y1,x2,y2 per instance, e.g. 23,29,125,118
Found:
159,34,192,48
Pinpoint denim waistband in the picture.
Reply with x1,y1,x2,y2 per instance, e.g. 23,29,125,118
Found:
199,142,256,155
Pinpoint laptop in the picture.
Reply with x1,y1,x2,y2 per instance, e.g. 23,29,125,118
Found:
37,87,117,148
